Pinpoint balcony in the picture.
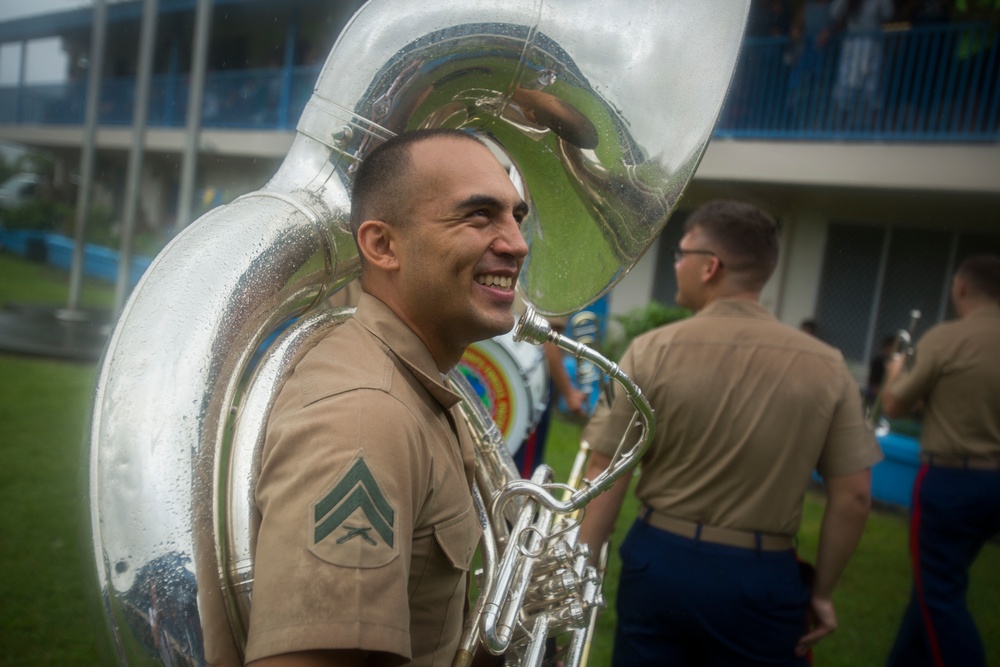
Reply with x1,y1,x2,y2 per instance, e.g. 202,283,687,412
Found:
718,22,999,142
0,22,996,143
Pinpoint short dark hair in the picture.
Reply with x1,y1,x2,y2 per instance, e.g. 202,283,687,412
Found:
684,199,779,290
955,253,1000,302
349,128,486,237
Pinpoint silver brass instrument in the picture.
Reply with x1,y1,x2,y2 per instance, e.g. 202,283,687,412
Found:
452,309,654,666
870,309,921,435
895,309,922,369
85,1,750,665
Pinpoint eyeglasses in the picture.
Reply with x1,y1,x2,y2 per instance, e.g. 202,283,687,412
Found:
674,247,724,267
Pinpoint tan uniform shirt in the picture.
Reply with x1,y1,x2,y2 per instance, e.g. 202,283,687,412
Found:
889,304,1000,459
585,298,881,537
326,278,364,309
246,294,481,665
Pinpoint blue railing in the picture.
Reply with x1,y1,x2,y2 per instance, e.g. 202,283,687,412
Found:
717,22,999,142
0,64,322,130
0,22,997,142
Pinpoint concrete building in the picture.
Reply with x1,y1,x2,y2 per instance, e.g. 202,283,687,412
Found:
0,0,998,380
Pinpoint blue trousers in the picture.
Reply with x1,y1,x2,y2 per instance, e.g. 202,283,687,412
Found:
513,399,552,477
887,464,1000,667
613,519,811,667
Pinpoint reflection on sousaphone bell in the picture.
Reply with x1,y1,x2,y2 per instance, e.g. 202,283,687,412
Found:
511,87,599,150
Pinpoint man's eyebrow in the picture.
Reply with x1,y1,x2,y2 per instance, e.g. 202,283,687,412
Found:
456,194,529,217
456,194,502,210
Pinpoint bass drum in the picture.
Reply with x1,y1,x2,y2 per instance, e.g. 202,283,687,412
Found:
458,330,549,456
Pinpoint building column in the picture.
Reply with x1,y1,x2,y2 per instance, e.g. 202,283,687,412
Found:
277,12,297,128
15,40,27,122
164,38,179,125
774,208,828,328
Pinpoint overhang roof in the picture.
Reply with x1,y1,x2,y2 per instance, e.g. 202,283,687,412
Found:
0,0,254,43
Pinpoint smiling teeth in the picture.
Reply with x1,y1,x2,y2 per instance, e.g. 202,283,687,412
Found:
476,274,513,289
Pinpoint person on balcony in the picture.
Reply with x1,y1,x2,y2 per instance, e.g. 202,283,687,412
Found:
823,0,896,126
786,0,834,127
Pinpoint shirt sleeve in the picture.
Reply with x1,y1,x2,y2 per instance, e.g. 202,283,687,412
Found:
888,326,946,408
816,362,884,479
245,388,428,663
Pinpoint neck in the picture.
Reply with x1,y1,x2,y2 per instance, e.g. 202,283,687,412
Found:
706,284,761,306
428,344,465,374
364,284,461,373
957,297,998,318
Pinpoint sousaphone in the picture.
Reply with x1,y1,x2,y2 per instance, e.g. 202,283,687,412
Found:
86,1,750,664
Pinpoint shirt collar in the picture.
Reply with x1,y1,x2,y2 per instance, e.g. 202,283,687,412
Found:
966,303,1000,321
696,297,775,321
352,293,463,409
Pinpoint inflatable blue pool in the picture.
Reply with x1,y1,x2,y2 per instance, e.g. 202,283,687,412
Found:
872,432,921,511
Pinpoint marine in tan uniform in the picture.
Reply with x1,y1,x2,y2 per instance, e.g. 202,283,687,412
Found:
246,128,528,667
883,253,1000,667
578,200,881,667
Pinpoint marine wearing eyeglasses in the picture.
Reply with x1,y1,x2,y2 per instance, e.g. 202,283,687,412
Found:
672,246,723,266
580,199,881,667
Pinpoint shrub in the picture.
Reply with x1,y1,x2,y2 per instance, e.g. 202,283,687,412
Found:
82,205,119,247
84,205,167,258
602,300,691,360
1,198,73,232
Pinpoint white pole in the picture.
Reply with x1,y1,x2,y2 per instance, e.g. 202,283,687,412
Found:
114,0,159,314
175,0,213,233
63,0,108,319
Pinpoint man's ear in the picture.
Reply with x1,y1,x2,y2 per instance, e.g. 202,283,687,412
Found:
701,256,723,283
952,275,967,300
356,220,400,272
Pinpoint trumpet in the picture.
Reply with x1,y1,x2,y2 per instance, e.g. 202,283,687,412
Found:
894,309,921,370
451,307,653,667
869,309,921,434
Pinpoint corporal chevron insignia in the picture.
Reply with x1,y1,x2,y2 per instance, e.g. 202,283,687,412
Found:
309,455,398,567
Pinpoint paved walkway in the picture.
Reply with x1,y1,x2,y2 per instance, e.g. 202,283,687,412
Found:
0,301,111,362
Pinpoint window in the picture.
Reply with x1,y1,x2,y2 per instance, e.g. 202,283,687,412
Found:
816,222,1000,365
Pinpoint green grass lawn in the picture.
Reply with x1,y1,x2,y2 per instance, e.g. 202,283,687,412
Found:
0,354,104,666
1,252,998,666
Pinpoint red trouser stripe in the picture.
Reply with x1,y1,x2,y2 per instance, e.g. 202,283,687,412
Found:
910,464,946,667
518,431,538,477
